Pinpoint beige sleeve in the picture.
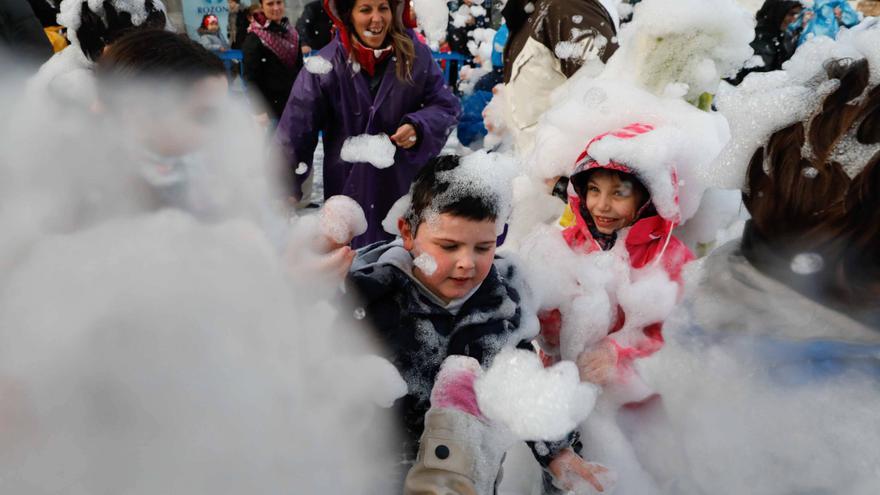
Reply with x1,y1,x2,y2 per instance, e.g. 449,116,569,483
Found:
403,409,480,495
503,37,568,157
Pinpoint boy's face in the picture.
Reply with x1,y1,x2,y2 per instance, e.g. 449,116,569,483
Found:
584,170,641,235
132,75,228,157
399,213,497,303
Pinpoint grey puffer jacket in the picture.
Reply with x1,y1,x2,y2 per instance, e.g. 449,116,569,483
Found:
690,241,879,343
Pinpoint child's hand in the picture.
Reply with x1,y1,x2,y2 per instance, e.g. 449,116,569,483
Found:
576,338,618,386
313,245,356,281
283,234,355,283
538,309,562,348
548,448,608,492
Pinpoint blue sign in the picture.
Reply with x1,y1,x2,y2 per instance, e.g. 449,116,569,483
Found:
181,0,231,40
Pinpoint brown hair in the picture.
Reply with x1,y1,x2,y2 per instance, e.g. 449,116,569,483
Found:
339,0,415,83
96,29,225,83
743,58,880,307
246,3,262,17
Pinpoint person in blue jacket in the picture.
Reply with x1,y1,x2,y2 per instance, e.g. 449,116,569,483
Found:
792,0,860,45
456,24,508,147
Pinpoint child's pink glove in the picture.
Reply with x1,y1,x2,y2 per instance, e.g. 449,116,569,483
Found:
430,356,483,418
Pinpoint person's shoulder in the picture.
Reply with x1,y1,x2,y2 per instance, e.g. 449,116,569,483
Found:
348,243,413,309
305,0,324,13
542,0,614,23
491,254,522,285
472,254,527,305
241,33,261,50
409,32,435,58
315,37,344,60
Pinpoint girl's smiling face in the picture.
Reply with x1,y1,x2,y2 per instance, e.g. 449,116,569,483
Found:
583,169,643,234
399,214,497,303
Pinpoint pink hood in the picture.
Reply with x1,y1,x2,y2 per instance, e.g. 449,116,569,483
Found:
564,123,692,277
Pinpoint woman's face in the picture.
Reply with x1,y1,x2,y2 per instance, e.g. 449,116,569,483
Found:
261,0,285,23
351,0,392,49
206,18,220,33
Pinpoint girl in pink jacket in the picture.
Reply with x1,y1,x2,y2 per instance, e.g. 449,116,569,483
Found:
537,123,694,402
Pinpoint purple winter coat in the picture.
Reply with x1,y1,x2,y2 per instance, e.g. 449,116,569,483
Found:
275,33,461,248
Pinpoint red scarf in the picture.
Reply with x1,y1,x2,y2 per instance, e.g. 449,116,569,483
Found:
349,35,394,76
249,15,299,69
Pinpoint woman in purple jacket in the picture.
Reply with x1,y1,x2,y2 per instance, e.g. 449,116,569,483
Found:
275,0,461,248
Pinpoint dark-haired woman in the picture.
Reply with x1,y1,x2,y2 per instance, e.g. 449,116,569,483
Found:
730,0,806,84
276,0,460,248
242,0,303,124
660,53,880,492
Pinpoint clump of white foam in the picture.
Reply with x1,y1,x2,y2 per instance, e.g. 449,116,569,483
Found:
381,194,411,235
604,0,754,101
304,55,333,75
790,252,824,275
413,0,449,50
413,252,438,276
457,64,491,95
554,36,608,64
57,0,171,51
319,195,368,244
295,162,309,175
482,85,511,150
529,76,730,223
712,28,880,190
499,176,567,251
341,133,396,169
457,28,497,94
451,4,472,28
431,151,519,235
475,349,599,441
676,187,746,250
341,355,408,408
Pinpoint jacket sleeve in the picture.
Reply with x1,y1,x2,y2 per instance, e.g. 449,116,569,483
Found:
0,0,54,62
198,34,222,51
274,68,327,199
399,49,461,165
241,35,267,114
295,6,311,46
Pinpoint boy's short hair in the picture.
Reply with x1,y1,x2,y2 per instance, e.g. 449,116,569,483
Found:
405,155,499,231
96,29,225,84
